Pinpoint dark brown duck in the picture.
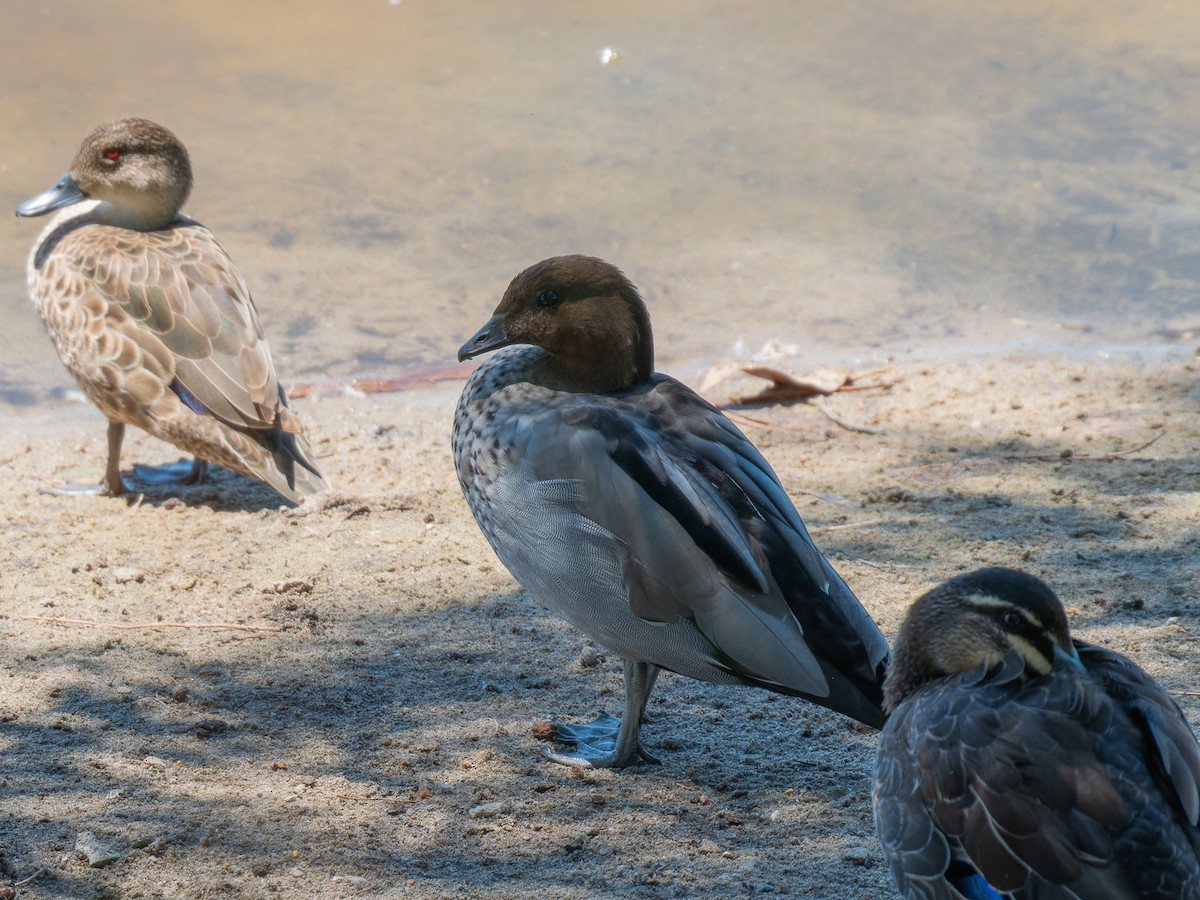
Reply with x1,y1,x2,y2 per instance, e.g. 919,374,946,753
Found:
453,255,890,768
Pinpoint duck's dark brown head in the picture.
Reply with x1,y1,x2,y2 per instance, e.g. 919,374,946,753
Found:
458,255,654,393
882,567,1078,713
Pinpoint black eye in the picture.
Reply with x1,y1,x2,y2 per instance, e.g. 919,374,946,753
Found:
536,289,559,308
1001,610,1025,630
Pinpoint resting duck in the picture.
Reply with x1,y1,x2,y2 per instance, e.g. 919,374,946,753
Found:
16,117,326,502
875,566,1200,899
453,254,890,767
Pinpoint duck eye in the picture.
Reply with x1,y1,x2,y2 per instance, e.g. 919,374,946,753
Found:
536,289,559,308
104,150,121,161
1001,610,1025,630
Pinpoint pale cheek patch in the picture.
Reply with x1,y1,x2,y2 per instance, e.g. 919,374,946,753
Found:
933,640,1005,675
1008,634,1051,674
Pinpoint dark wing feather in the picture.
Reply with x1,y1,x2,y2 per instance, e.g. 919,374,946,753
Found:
876,653,1147,899
1078,640,1200,828
535,374,889,725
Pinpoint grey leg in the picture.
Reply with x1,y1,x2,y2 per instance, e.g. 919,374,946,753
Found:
102,421,127,496
183,457,208,484
40,421,130,497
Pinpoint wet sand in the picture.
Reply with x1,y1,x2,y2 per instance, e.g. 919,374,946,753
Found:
4,0,1200,409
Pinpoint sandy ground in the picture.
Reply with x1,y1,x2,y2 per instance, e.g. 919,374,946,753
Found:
0,348,1197,899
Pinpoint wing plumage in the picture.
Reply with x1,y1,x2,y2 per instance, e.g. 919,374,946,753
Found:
875,648,1200,899
30,208,324,500
457,354,889,726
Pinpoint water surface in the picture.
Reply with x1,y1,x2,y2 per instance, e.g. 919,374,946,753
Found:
3,0,1199,410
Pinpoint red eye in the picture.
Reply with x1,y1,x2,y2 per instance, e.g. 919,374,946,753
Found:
105,150,120,160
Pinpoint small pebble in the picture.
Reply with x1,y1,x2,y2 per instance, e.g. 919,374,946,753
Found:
468,802,506,819
75,831,122,867
272,578,313,594
112,567,145,584
578,646,602,668
843,846,872,866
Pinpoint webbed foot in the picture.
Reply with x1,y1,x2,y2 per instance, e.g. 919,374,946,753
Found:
545,713,660,768
39,479,129,497
132,457,207,485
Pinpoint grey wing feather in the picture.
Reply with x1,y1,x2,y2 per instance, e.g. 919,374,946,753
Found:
507,377,887,715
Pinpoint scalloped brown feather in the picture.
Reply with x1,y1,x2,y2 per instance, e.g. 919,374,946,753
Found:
27,202,325,502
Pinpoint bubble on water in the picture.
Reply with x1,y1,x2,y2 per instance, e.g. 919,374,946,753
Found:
598,47,624,66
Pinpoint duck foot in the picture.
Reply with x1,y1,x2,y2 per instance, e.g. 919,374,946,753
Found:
132,457,208,485
545,713,660,768
39,480,130,497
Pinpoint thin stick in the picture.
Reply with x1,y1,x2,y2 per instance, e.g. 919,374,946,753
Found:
795,489,856,505
808,519,883,533
724,410,813,436
12,868,49,888
1169,690,1200,697
285,362,476,399
854,556,916,571
813,397,885,435
21,615,281,633
1000,432,1163,462
724,410,773,429
338,794,412,803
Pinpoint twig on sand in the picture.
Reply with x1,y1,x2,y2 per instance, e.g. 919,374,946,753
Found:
1000,432,1163,462
21,616,281,633
1169,690,1200,697
285,362,476,399
850,557,922,570
813,397,885,435
724,410,773,430
338,794,414,803
724,410,816,437
2,868,49,896
808,519,883,534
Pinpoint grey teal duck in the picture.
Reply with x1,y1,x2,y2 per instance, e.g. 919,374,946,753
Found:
16,117,326,502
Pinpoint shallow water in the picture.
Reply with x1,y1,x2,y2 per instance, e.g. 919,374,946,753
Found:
2,0,1199,411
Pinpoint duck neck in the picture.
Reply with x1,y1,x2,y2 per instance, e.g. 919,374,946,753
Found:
90,189,184,231
552,294,655,393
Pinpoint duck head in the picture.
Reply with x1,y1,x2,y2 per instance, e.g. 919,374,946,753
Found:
458,255,655,393
16,117,193,231
883,566,1082,713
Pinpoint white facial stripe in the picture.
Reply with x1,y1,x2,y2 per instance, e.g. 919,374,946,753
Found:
962,591,1043,629
1007,634,1052,674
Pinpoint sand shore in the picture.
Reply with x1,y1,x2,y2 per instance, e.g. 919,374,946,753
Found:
1,348,1197,898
